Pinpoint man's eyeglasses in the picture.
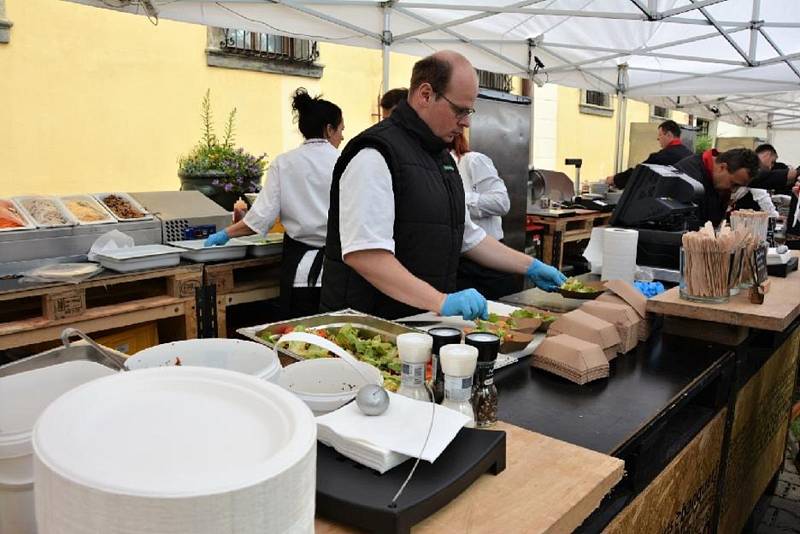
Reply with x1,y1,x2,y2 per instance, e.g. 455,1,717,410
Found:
438,93,476,120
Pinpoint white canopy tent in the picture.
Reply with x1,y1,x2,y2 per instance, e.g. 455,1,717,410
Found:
66,0,800,162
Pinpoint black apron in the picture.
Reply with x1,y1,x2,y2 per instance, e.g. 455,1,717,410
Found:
456,240,521,300
280,233,324,318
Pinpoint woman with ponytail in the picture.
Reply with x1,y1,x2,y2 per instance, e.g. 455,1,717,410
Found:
205,87,344,318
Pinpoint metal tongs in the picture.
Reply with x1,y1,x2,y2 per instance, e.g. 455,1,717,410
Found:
60,327,128,371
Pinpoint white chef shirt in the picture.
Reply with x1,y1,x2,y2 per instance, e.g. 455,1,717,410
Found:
732,187,779,218
243,139,338,287
339,148,487,258
455,151,509,241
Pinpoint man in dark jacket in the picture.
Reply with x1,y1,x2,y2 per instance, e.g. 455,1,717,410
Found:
749,143,798,191
606,120,692,189
320,51,566,321
673,148,760,226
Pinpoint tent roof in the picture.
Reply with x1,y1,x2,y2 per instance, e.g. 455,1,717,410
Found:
68,1,800,124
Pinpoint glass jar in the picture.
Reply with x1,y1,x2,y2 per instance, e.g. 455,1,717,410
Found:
679,247,731,304
465,332,500,428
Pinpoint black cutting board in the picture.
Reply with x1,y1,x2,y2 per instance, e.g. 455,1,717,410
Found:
316,427,506,534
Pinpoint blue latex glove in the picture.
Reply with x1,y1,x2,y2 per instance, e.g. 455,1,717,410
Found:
204,229,230,247
633,280,665,298
440,289,489,321
526,259,567,292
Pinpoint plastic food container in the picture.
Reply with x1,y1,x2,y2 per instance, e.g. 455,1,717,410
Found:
92,192,153,221
168,239,249,262
0,198,36,232
13,196,77,228
125,338,282,384
60,195,116,225
0,361,116,534
236,234,284,257
95,245,182,273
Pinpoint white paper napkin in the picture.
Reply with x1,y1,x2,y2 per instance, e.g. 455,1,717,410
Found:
316,392,469,462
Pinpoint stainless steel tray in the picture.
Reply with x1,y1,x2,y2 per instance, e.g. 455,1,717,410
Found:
238,309,421,363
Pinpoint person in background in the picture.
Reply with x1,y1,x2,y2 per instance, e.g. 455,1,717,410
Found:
205,88,344,318
672,148,760,226
750,143,798,191
606,120,692,189
380,88,408,119
320,50,566,321
451,132,517,300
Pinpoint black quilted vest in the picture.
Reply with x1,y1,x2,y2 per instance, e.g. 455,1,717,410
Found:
320,101,465,319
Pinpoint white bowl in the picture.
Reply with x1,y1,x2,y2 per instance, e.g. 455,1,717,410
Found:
279,358,383,415
126,339,281,384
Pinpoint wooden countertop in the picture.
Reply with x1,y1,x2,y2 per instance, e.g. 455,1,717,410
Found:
315,422,624,534
647,251,800,332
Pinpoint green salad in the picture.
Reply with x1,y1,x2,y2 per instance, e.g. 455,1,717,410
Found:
560,277,599,293
260,323,401,391
510,308,557,323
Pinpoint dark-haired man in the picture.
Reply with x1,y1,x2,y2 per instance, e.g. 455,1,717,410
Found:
321,51,566,321
380,88,409,119
673,148,760,226
606,120,692,189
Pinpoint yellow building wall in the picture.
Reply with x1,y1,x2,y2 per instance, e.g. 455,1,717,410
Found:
0,0,421,197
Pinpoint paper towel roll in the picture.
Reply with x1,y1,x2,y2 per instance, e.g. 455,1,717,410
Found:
601,228,638,283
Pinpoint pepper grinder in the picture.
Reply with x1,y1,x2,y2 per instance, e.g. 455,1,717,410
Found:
465,332,500,428
427,327,462,404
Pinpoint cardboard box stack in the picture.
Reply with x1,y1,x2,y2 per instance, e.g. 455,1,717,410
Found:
531,334,610,385
547,309,621,361
597,280,651,341
579,300,640,353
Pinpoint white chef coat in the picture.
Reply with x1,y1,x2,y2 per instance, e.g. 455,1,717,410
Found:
243,139,338,287
732,187,779,218
454,151,510,241
339,148,487,258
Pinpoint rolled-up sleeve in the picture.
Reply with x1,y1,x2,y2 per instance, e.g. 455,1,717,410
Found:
243,163,281,235
461,209,486,252
339,148,396,257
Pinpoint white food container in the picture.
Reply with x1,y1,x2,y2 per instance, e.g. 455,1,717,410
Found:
279,358,382,415
125,338,282,384
236,234,284,258
0,198,36,232
92,192,154,222
0,361,116,534
13,196,77,228
168,239,248,262
60,195,116,225
95,244,182,273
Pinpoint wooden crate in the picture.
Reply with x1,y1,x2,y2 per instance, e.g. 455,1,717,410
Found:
603,410,727,533
204,256,282,336
718,328,800,534
0,265,201,350
526,210,612,270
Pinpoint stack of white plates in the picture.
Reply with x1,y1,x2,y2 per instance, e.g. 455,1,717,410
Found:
33,367,316,534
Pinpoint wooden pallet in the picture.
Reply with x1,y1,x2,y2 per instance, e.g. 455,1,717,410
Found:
0,264,202,350
526,210,612,270
204,256,282,336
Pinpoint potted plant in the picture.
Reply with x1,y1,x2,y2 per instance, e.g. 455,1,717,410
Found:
178,90,267,210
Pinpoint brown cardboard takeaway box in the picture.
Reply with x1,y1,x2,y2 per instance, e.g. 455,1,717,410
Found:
579,300,640,354
532,334,610,385
547,309,621,361
598,279,651,341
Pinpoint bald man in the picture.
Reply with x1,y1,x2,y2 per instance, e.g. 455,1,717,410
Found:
320,51,565,320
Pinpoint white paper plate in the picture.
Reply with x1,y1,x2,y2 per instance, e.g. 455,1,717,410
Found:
33,367,315,497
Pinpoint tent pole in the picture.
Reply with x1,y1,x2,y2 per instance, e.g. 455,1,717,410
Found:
382,4,391,93
767,113,774,143
614,65,629,174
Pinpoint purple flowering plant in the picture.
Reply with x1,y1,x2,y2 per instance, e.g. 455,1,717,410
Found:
178,90,267,194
